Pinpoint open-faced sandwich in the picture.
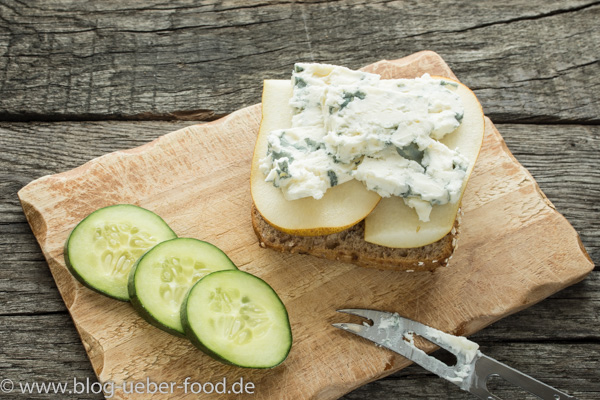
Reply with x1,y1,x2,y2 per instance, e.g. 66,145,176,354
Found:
250,63,484,271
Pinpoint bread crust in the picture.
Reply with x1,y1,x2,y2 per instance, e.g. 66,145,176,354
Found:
251,204,459,272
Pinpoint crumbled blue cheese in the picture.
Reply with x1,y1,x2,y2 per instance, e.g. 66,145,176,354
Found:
259,63,468,221
259,127,354,200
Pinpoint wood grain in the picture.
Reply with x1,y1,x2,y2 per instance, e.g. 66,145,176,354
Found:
0,0,598,123
1,313,597,399
2,120,598,399
14,53,594,399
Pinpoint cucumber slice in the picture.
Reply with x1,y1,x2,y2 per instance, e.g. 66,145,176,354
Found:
128,238,238,336
64,204,177,301
182,270,292,368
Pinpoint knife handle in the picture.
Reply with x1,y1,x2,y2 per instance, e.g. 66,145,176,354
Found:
469,354,578,400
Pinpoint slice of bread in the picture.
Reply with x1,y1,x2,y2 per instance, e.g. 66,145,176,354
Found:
251,204,459,271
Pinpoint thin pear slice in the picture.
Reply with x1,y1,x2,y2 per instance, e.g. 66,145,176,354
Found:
364,77,485,248
250,80,381,236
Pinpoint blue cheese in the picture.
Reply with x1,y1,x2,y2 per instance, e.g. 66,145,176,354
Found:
259,63,468,221
259,127,354,200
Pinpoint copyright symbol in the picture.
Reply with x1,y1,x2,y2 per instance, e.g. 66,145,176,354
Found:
1,379,14,393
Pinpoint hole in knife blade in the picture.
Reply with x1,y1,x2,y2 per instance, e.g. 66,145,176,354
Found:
486,374,545,400
428,345,458,367
405,333,457,367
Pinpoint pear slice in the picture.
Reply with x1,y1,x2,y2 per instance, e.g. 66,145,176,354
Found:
364,77,485,248
250,80,381,236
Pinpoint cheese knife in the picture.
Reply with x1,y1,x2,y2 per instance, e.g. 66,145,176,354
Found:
333,309,578,400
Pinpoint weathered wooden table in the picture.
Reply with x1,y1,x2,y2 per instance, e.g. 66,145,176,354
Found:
1,1,598,399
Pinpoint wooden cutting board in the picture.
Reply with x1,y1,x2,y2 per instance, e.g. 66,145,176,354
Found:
18,51,593,400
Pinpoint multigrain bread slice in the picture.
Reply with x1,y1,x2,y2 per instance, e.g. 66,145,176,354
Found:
251,204,459,272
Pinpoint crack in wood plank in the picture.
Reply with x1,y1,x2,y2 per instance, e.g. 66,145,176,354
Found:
401,1,600,38
0,1,598,123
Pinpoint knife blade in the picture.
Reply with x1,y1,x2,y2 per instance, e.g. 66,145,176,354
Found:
333,309,578,400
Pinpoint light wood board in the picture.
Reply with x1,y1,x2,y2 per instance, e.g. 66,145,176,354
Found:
18,51,594,399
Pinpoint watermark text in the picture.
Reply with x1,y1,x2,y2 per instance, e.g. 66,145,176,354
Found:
0,377,254,398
